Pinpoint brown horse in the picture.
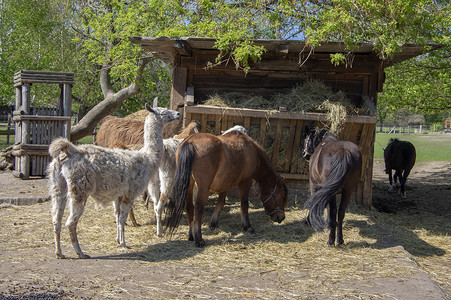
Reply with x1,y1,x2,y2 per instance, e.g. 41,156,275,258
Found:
303,128,362,246
384,138,416,198
165,131,288,247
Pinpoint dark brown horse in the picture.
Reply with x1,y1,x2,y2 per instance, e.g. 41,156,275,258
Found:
303,128,362,246
384,138,416,198
165,131,288,247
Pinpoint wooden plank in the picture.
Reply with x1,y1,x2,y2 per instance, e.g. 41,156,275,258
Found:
227,116,234,131
12,150,50,156
362,124,376,207
271,119,283,168
63,84,72,138
12,115,71,122
185,111,192,128
359,123,372,174
284,119,297,172
185,105,377,124
200,114,207,133
214,114,221,135
183,52,378,74
221,114,228,134
14,71,74,80
20,83,31,179
349,123,362,144
290,120,304,174
259,118,267,147
244,117,251,131
280,173,309,181
341,122,353,141
14,69,74,76
185,86,195,106
170,67,188,109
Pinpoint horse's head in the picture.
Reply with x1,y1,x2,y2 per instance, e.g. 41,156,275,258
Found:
262,176,288,223
302,127,329,161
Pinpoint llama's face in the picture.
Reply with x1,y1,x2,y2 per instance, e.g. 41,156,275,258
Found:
145,104,181,125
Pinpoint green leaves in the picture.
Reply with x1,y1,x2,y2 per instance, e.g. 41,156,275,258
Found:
1,0,448,117
378,47,451,114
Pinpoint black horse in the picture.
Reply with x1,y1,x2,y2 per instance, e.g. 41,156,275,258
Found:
384,138,416,198
303,128,362,246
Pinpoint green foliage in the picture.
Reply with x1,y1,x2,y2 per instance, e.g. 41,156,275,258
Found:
330,53,346,66
0,0,76,106
0,0,449,118
378,48,451,114
305,0,449,60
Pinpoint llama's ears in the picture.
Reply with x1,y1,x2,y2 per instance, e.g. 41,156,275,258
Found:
145,103,156,114
145,97,158,113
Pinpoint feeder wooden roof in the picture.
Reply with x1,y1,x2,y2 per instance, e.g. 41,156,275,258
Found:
129,36,438,66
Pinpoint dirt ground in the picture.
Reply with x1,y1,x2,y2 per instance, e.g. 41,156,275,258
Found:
0,161,449,299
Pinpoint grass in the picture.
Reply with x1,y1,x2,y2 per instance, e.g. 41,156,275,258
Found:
374,133,451,162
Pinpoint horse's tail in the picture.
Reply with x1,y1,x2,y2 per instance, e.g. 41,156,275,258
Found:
164,142,195,235
304,150,351,231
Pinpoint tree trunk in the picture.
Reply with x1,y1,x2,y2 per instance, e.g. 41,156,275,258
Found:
70,63,148,142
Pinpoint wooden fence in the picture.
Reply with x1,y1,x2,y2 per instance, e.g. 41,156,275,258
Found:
185,105,377,207
0,114,14,144
12,107,69,177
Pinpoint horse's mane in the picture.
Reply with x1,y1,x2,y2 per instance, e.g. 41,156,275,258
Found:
243,133,283,196
313,129,336,148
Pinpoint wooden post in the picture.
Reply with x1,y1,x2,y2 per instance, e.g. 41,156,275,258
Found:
14,86,21,144
20,83,31,179
170,67,187,110
63,84,72,139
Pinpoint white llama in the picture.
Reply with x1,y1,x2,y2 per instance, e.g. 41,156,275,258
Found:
149,137,182,236
47,98,180,259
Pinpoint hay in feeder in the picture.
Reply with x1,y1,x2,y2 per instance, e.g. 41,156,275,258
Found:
203,80,357,136
204,92,272,110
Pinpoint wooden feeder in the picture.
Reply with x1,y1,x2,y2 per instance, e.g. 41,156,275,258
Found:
13,70,74,179
130,36,435,207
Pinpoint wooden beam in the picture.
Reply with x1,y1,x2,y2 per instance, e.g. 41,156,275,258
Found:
175,40,193,57
185,105,377,124
185,86,195,106
170,67,187,110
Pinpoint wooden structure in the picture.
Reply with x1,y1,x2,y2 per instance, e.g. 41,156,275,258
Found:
130,36,432,207
13,70,74,179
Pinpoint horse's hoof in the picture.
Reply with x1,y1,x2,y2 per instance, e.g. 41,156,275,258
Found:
78,253,91,259
245,227,255,234
209,221,219,228
119,242,130,249
56,253,66,259
195,239,205,247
